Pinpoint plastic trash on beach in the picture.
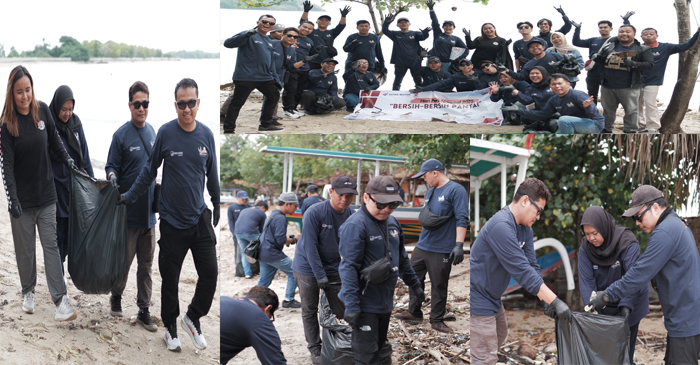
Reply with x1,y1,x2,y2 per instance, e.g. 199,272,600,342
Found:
68,168,129,294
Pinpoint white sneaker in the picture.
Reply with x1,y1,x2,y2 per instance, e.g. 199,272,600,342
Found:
163,327,182,352
283,110,300,119
54,295,77,321
181,314,207,349
293,110,306,117
23,292,34,314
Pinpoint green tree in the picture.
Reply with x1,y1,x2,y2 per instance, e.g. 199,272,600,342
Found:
8,46,19,57
0,44,5,57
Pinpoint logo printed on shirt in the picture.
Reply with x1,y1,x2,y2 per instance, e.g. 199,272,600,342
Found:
369,40,375,44
198,146,208,156
171,151,184,157
593,265,598,270
390,229,399,237
520,241,526,249
129,146,141,152
322,223,333,229
254,40,263,44
611,260,621,268
493,41,499,46
653,51,660,57
409,36,415,39
37,120,45,130
369,235,383,241
567,102,574,107
443,258,449,263
438,195,445,202
548,60,557,65
150,140,155,147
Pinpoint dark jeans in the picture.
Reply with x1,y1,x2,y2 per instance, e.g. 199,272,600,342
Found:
294,271,344,352
56,216,69,274
665,334,700,365
586,75,602,105
352,312,392,365
283,70,310,112
407,247,453,323
158,209,218,328
393,65,421,90
224,80,279,132
300,91,346,113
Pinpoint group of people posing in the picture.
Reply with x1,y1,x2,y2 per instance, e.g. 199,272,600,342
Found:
223,3,698,134
471,179,699,364
221,159,469,365
1,65,220,353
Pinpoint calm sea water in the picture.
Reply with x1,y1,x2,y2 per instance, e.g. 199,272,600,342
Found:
0,59,218,167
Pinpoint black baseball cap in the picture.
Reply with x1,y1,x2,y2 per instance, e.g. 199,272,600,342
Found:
621,185,665,217
443,20,456,27
365,176,403,203
332,175,358,195
306,185,318,193
459,59,473,65
318,15,332,21
322,58,338,64
527,38,547,48
428,56,441,63
397,17,410,23
412,159,445,178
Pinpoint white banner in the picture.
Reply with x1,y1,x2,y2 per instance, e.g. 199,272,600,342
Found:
344,90,504,124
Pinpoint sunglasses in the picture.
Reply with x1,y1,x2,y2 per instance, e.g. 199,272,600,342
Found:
357,62,369,65
528,196,543,216
369,195,400,210
260,20,276,26
519,25,531,30
633,205,652,223
285,34,299,39
130,100,149,109
176,99,198,110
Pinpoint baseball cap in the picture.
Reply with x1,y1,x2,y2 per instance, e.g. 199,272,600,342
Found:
443,20,456,27
527,38,547,48
271,23,285,33
306,185,318,193
331,175,358,195
397,17,410,23
621,185,665,217
412,158,445,178
459,59,473,65
279,192,299,205
428,56,441,63
237,191,250,199
365,176,404,203
318,15,332,21
322,58,338,64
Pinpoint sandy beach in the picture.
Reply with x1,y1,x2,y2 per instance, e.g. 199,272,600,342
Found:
0,192,221,365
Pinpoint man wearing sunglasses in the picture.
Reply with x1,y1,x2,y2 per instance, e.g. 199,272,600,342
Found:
105,81,158,332
512,21,538,71
506,38,564,84
536,6,572,48
221,286,287,364
300,0,351,70
300,58,346,114
223,14,283,133
589,185,700,364
120,78,219,353
417,59,480,93
395,159,468,333
339,176,423,364
342,58,380,112
292,176,358,364
471,178,571,365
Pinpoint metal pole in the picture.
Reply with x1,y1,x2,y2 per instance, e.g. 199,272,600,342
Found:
500,159,507,208
288,154,294,193
356,160,362,206
283,153,288,194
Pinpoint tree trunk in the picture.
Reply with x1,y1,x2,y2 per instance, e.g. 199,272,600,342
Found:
660,0,700,133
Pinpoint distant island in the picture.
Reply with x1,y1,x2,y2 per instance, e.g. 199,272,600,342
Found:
220,0,323,11
0,36,218,61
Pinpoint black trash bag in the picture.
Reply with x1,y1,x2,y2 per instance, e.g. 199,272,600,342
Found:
68,168,129,294
556,312,630,365
319,291,392,365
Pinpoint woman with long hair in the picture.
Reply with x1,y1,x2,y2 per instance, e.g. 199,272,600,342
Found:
466,23,512,70
0,65,78,321
49,85,94,277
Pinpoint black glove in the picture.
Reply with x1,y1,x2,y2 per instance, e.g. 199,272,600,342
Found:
448,242,464,265
570,20,581,29
66,158,77,170
303,54,320,64
117,193,127,205
275,81,283,92
619,306,631,319
384,13,395,25
553,5,566,16
623,58,637,68
651,277,658,293
317,276,330,290
590,291,610,312
245,27,257,37
213,207,220,227
340,6,351,17
289,235,298,245
413,287,425,304
315,45,327,52
10,202,22,219
363,86,371,93
376,62,384,71
303,0,313,12
500,85,516,94
350,39,359,47
550,297,571,321
426,0,435,10
344,311,360,327
109,174,118,189
420,27,432,34
409,86,423,93
543,302,557,319
463,28,471,38
621,11,635,22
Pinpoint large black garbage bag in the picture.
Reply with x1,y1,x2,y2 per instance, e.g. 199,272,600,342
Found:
556,312,630,365
319,291,392,365
67,168,129,294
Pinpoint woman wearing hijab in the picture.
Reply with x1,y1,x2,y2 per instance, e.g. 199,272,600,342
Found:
545,32,584,88
0,65,78,321
510,66,555,125
49,85,94,277
578,206,648,362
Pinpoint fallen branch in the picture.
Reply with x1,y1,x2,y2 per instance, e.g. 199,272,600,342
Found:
402,352,426,365
398,321,451,365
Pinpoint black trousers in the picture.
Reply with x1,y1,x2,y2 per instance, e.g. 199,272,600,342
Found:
664,334,700,365
407,247,453,323
233,235,244,277
56,216,69,273
352,312,392,365
299,91,346,113
294,271,344,352
283,70,310,112
158,209,218,328
393,65,421,91
586,75,602,105
224,80,279,132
